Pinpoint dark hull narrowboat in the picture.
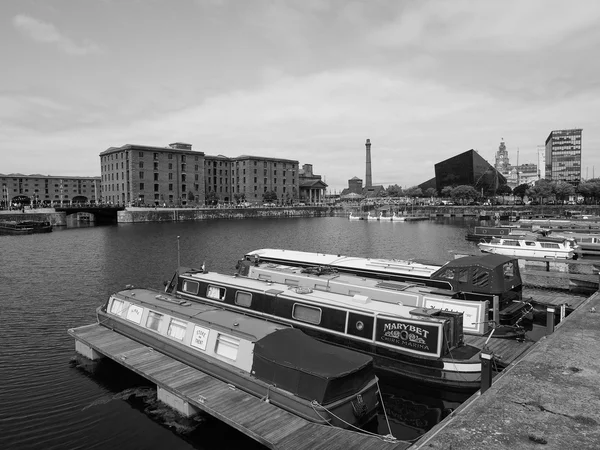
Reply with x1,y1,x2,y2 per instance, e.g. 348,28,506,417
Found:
465,226,516,242
97,288,380,429
235,259,531,339
0,220,52,235
243,249,528,327
164,270,484,392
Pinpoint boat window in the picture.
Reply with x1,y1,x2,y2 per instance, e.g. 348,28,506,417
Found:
472,268,489,287
235,291,252,307
215,333,239,360
502,262,514,280
146,311,163,331
438,268,455,280
313,284,328,291
167,318,187,340
190,325,210,351
292,303,322,325
458,268,468,283
524,241,536,246
284,278,299,286
206,285,226,301
540,242,560,249
257,274,272,281
125,304,143,324
504,240,521,246
110,298,124,315
182,279,199,295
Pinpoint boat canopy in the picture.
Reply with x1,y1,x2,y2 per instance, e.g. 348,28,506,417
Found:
431,254,521,296
252,328,375,404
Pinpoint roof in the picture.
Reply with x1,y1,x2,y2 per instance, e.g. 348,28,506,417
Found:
440,253,515,270
99,144,205,156
299,179,328,188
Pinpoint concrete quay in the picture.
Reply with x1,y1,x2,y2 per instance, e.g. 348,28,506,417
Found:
413,290,600,450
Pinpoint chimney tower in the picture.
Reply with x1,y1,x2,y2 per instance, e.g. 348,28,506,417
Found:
365,139,372,188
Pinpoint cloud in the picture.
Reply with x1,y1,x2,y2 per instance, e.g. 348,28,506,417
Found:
369,1,600,52
12,14,103,56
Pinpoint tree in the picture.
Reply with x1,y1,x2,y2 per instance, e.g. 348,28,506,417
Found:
552,181,575,203
233,193,246,204
441,186,453,198
205,191,219,206
387,184,403,197
496,184,512,203
526,179,553,203
577,179,600,204
263,190,277,203
513,183,529,200
450,185,478,205
425,188,438,199
404,186,422,203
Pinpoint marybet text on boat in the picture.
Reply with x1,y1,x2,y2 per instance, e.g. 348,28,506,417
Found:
96,287,381,429
165,266,485,392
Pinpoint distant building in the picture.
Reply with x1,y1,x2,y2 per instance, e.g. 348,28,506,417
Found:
516,163,538,186
537,145,546,179
545,129,582,185
230,155,299,204
434,149,506,194
494,140,511,174
340,176,384,199
298,164,328,204
1,173,100,207
100,142,205,206
204,154,232,203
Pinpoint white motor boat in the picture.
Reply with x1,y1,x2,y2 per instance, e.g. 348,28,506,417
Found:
478,235,578,259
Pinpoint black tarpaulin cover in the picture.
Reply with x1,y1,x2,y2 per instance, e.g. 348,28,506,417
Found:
252,328,375,404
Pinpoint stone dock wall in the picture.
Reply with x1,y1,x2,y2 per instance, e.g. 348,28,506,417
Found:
118,206,338,223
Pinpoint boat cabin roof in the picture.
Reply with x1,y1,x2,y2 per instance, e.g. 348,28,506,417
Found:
114,288,286,341
179,269,444,318
436,253,515,271
246,248,441,276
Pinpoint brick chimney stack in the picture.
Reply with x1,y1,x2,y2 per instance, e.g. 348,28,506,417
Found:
365,139,372,188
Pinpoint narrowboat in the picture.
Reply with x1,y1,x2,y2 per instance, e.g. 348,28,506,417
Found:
164,269,483,392
235,258,530,339
465,226,517,242
98,287,380,429
0,220,52,235
242,249,527,325
478,235,578,259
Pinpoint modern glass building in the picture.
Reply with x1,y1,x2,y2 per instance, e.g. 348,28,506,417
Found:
433,149,506,195
545,129,582,185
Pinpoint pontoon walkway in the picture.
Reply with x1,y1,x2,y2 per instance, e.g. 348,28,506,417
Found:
69,324,410,450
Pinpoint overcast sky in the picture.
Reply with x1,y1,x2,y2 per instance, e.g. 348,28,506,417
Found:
2,0,599,192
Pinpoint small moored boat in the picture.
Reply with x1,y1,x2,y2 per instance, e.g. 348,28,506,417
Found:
98,287,381,429
348,212,362,221
477,235,578,259
0,220,52,235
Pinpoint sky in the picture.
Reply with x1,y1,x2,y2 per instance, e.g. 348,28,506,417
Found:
1,0,600,192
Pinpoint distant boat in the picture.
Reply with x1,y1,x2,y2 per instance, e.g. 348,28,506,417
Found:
0,220,52,236
348,212,362,221
391,213,406,222
367,211,382,221
478,235,578,259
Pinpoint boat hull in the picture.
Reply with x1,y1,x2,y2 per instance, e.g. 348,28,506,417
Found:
478,243,574,259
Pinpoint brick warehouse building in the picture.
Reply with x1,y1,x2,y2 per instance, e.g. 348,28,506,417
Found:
101,142,303,206
1,173,100,207
100,142,205,206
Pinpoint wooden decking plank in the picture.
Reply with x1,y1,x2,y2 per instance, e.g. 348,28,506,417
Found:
71,324,411,450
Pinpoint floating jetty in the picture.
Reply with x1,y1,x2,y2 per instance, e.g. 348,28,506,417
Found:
69,324,410,450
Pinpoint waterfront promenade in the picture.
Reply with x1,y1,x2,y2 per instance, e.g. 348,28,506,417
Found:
413,290,600,450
